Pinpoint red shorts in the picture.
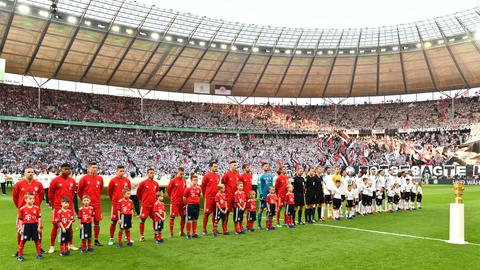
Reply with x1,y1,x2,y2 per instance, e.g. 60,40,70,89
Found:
227,196,235,212
93,205,102,222
204,198,216,214
111,205,119,221
278,197,285,207
140,206,155,220
169,204,185,218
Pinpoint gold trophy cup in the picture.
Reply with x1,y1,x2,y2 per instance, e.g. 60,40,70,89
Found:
453,181,465,204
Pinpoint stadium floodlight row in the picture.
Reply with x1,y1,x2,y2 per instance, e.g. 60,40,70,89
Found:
0,0,480,97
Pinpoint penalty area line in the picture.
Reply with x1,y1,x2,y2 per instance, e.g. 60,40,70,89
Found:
313,223,480,246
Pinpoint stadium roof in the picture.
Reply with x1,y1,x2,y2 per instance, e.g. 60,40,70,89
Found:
1,0,480,98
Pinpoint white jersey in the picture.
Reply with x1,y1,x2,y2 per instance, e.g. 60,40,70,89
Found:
394,187,401,197
346,190,354,201
352,188,359,200
323,175,333,195
333,186,343,199
376,175,385,190
38,173,49,189
369,175,377,191
385,175,395,190
387,187,395,197
0,172,5,184
409,183,417,194
251,173,258,186
417,186,423,195
340,176,348,195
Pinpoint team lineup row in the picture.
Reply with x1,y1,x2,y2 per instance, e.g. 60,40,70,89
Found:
12,161,424,262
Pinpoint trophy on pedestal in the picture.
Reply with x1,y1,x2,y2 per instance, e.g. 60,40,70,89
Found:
447,180,467,244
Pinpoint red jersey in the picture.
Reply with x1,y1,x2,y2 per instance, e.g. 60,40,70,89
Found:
286,192,295,205
117,198,133,215
12,179,44,208
274,174,289,200
108,176,131,206
201,172,220,199
55,208,74,228
215,192,227,209
247,198,257,212
153,201,166,222
78,206,95,223
49,176,77,209
183,186,201,205
266,193,278,206
136,179,160,207
222,170,240,198
18,205,41,224
234,190,246,209
239,173,252,197
166,177,186,205
78,174,104,206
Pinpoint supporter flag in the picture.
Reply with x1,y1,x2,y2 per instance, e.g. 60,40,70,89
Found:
214,85,232,95
194,82,210,94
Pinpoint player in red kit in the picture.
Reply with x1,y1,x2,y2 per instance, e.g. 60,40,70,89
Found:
153,192,166,244
213,184,228,237
117,189,134,247
239,164,252,202
48,164,77,253
56,197,75,256
274,166,289,227
16,192,43,262
201,162,220,236
137,168,160,241
107,165,131,245
285,184,296,228
266,186,278,231
77,162,104,246
221,161,240,229
233,181,246,234
12,167,44,257
183,174,202,240
166,167,187,237
77,195,95,253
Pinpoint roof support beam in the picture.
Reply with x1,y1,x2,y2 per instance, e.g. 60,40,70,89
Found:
297,31,324,98
273,30,304,97
178,21,225,92
414,24,439,91
52,0,93,79
130,14,178,88
154,18,205,90
24,6,55,74
228,28,265,91
0,0,18,54
208,25,245,85
434,21,470,89
348,30,362,97
80,1,126,82
454,15,480,56
248,28,286,97
321,30,345,98
396,27,409,94
106,6,154,84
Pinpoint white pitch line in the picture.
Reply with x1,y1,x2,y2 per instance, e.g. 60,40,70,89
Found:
314,223,480,246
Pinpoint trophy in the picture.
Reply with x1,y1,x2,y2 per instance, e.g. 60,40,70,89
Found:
452,180,465,204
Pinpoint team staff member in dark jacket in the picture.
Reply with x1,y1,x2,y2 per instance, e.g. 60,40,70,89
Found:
314,167,324,222
292,167,305,225
304,168,316,224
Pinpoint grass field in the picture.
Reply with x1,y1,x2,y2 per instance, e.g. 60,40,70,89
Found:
1,185,479,270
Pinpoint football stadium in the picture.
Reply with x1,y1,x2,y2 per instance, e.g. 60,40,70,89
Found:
1,0,480,269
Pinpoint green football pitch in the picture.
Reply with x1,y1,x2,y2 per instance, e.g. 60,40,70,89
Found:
1,185,479,270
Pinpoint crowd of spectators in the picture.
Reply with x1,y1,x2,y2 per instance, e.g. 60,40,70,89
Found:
0,122,469,176
1,84,479,132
